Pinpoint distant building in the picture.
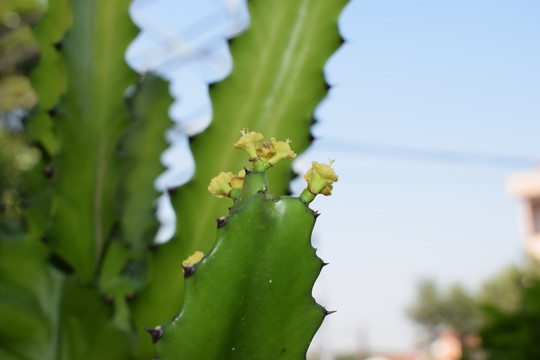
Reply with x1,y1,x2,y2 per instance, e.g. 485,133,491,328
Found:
507,168,540,259
429,329,462,360
364,352,421,360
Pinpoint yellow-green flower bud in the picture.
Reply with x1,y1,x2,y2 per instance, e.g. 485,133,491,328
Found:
182,251,205,267
208,169,246,198
208,171,234,198
300,160,338,203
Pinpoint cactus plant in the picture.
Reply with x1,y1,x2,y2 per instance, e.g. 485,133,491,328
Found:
0,0,347,358
132,0,348,342
151,130,338,359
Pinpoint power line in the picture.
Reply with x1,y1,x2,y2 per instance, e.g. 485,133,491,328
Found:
317,138,539,169
132,5,233,70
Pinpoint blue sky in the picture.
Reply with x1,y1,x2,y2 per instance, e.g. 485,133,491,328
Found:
128,0,540,354
304,0,540,353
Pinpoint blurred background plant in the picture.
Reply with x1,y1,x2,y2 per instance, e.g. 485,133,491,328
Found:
406,263,540,360
0,0,43,234
0,131,39,229
0,0,43,124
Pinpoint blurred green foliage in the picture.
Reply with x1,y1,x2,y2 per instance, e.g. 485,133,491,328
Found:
0,0,43,233
0,0,43,124
0,75,36,112
479,263,540,359
408,280,481,338
0,130,39,230
408,263,540,359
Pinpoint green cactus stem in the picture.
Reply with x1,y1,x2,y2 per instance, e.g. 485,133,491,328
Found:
152,130,338,359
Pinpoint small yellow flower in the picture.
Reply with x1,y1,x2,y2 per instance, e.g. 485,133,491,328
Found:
255,141,275,160
208,169,246,198
268,138,296,166
233,129,263,160
208,171,234,198
182,251,205,267
232,128,297,170
304,160,338,196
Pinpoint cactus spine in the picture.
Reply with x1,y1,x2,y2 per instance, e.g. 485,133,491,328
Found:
153,130,338,359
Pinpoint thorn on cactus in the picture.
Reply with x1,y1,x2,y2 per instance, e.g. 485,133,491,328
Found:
285,186,292,196
125,293,135,302
319,258,329,268
104,294,114,304
322,308,337,316
144,326,164,344
312,210,321,219
39,233,48,243
182,251,204,278
183,266,196,279
148,242,158,251
47,107,56,117
53,41,63,51
216,217,227,228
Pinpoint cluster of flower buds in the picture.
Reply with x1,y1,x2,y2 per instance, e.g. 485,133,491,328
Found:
233,128,297,170
208,129,338,204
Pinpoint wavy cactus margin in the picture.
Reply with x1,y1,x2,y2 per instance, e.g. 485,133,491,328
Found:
151,130,338,359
